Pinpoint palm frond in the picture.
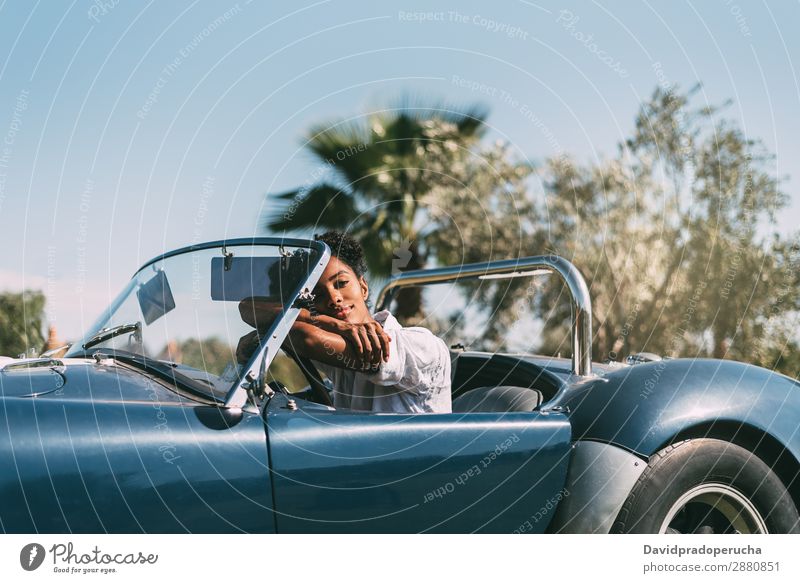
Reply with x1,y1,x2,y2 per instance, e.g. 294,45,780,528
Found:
263,183,358,233
387,95,489,137
304,119,385,186
354,226,396,279
305,118,369,160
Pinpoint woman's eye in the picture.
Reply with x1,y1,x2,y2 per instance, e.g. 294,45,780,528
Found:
335,280,348,288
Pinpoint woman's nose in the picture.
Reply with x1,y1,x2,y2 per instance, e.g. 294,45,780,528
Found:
327,287,343,306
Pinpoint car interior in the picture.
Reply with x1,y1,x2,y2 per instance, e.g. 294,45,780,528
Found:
267,269,565,415
282,347,563,414
448,351,563,412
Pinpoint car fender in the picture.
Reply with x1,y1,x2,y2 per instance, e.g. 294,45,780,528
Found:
547,440,646,533
543,359,800,532
559,359,800,459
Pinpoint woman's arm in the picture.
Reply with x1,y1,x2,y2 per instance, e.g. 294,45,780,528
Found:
296,310,391,363
238,297,390,369
286,321,382,371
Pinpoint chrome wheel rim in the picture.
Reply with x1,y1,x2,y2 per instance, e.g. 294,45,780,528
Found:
660,483,768,534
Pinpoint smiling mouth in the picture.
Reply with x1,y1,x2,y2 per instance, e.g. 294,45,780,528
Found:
332,305,353,319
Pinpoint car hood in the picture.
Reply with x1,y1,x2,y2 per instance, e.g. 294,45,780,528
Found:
0,357,184,402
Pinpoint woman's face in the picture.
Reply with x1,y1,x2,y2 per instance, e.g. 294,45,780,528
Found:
312,255,371,323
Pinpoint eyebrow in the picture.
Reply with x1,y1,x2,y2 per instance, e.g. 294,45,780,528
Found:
326,270,350,281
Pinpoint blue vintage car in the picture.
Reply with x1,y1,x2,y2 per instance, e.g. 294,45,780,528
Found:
1,238,799,533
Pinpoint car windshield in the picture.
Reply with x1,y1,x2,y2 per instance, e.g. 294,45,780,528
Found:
65,241,322,400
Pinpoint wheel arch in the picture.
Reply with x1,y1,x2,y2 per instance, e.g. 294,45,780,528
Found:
657,420,800,518
561,359,800,488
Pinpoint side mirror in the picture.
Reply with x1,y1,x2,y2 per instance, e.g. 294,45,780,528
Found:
137,270,175,325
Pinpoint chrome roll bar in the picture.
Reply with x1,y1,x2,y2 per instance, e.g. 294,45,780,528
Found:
376,255,593,377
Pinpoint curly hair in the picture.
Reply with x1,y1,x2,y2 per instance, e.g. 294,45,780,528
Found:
314,231,368,279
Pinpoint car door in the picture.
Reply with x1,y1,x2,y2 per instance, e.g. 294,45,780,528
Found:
266,394,571,533
264,255,598,532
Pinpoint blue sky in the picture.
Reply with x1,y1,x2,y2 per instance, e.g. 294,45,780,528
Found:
1,0,798,339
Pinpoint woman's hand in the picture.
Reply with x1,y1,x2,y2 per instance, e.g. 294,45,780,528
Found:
236,329,262,364
331,319,391,368
285,318,391,373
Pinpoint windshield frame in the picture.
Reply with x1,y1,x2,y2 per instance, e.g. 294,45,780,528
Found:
66,237,331,408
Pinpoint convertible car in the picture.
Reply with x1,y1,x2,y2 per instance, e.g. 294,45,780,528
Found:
1,238,798,533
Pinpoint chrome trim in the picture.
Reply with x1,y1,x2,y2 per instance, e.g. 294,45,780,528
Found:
626,352,662,365
376,255,593,377
0,357,65,371
137,237,327,274
660,483,768,534
223,243,332,408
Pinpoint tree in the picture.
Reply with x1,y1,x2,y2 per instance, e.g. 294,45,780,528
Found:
263,100,489,319
537,85,800,374
177,337,235,376
420,140,541,344
0,291,47,357
262,87,800,376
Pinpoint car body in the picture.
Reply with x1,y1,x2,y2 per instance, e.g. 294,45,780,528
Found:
1,238,799,533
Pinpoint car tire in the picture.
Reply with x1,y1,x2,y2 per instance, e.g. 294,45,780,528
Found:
612,439,800,534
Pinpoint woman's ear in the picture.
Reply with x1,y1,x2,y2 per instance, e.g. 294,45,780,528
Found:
359,276,369,300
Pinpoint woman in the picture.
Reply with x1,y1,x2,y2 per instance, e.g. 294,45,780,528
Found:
240,231,451,413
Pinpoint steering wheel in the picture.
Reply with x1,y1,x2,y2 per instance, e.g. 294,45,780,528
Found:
295,355,334,407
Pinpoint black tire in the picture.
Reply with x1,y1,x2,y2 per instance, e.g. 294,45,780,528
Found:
612,439,800,534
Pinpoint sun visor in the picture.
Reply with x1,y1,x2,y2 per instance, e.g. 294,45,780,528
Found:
210,256,282,302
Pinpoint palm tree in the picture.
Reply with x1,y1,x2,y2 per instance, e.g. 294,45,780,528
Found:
263,100,489,319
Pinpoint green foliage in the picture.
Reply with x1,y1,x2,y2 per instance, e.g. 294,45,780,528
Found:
267,351,312,394
263,100,537,320
539,85,800,375
178,337,235,376
262,87,800,376
263,100,490,283
0,290,47,357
